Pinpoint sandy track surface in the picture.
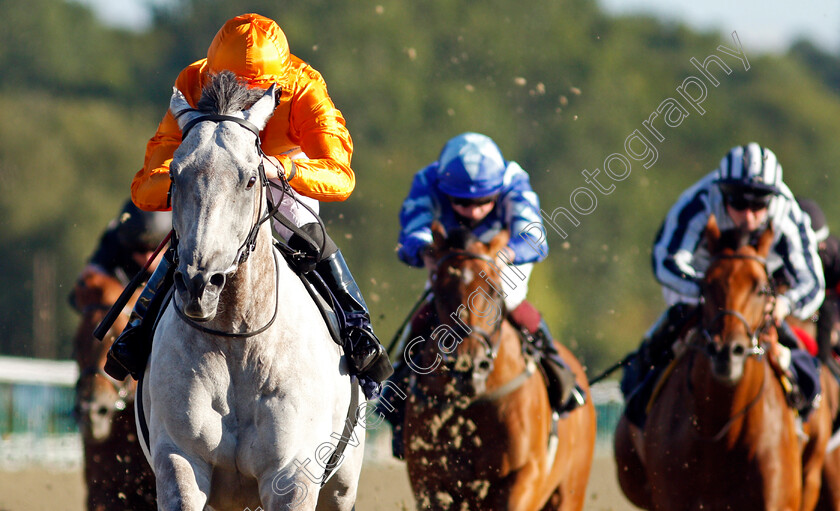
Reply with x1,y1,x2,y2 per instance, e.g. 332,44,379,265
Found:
0,456,638,511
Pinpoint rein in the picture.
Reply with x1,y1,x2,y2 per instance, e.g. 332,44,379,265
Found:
167,109,318,338
419,248,535,405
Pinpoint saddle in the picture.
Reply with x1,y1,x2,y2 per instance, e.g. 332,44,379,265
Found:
515,326,577,413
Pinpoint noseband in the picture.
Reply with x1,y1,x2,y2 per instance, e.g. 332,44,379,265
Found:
74,366,130,421
169,111,281,338
698,253,775,359
434,250,504,365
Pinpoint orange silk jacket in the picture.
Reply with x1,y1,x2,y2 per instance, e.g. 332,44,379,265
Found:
131,14,355,211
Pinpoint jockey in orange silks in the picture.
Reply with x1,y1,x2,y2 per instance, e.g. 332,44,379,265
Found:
106,13,392,393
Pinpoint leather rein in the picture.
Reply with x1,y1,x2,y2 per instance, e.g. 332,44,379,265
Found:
425,249,537,405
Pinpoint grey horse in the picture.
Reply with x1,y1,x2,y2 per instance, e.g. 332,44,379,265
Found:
136,75,365,510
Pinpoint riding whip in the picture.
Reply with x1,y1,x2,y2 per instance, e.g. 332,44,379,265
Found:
93,230,173,341
587,351,637,385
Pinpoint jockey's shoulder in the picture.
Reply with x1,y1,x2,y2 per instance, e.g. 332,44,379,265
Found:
286,54,327,87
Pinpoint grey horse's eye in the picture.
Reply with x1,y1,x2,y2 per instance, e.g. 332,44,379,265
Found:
246,176,257,189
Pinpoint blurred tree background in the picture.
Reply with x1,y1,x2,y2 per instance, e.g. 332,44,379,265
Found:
1,0,839,377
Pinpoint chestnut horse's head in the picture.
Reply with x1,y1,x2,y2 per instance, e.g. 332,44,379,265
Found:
71,271,136,443
699,215,776,385
422,222,510,398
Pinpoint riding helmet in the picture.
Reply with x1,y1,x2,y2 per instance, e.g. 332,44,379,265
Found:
436,133,507,199
716,142,782,198
115,200,173,253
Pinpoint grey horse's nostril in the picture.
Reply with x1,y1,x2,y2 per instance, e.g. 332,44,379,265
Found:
209,273,225,288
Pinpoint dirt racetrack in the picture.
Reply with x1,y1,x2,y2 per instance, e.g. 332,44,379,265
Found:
0,456,637,511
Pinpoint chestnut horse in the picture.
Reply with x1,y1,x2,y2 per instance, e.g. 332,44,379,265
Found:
402,224,596,510
817,373,840,511
72,270,156,510
614,216,832,510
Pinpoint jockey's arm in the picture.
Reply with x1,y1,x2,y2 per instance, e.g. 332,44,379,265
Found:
651,179,711,298
132,67,202,212
501,162,548,264
267,71,355,202
771,191,825,321
397,166,439,268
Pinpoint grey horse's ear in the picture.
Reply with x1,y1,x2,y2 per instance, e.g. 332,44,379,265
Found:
243,84,277,131
169,87,201,132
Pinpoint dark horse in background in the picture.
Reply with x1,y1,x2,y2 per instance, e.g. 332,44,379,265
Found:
614,216,833,511
402,223,596,510
71,270,156,510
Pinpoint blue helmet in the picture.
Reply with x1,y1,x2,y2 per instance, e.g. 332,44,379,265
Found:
436,133,507,199
716,143,782,197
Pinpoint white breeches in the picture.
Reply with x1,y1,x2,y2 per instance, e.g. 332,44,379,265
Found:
502,262,533,311
267,151,320,241
268,183,320,241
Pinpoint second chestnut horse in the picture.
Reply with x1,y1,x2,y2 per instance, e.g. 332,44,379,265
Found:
72,270,156,510
615,216,832,510
402,224,596,510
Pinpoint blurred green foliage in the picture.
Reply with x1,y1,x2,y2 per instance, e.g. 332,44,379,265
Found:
2,0,839,378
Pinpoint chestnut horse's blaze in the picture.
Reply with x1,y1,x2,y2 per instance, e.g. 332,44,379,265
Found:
71,270,156,510
403,223,596,510
614,215,833,511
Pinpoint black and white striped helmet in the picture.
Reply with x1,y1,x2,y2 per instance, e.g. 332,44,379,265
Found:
716,143,782,196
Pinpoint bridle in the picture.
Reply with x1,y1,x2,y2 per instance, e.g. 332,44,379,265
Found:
697,253,775,359
168,111,285,338
73,366,130,421
415,248,538,406
434,250,504,365
691,252,776,442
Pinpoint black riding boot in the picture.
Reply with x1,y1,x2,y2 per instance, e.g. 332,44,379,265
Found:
531,319,586,414
104,251,175,381
316,251,394,384
777,321,821,418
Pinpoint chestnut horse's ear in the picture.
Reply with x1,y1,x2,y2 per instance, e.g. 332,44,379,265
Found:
706,214,721,254
756,225,774,258
487,229,511,257
430,221,447,251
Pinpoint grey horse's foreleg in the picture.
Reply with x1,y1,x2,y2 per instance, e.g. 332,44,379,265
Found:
154,450,211,511
258,468,320,511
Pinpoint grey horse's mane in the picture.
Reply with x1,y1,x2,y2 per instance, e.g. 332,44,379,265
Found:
196,71,266,115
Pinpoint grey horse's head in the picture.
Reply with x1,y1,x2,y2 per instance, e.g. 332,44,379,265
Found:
167,73,276,321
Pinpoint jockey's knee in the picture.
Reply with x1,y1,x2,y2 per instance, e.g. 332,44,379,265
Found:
289,222,338,262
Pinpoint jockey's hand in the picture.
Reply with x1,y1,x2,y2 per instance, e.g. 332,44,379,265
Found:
770,296,792,326
495,246,515,267
262,155,282,180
